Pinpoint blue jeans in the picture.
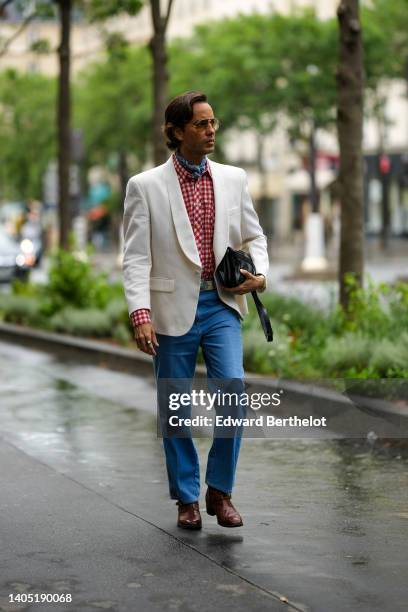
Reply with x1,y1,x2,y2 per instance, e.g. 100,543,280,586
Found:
153,289,245,503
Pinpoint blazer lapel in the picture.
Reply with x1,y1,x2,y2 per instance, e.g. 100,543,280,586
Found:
164,156,201,268
208,160,228,268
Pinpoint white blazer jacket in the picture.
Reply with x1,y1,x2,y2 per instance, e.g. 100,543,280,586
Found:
122,155,269,336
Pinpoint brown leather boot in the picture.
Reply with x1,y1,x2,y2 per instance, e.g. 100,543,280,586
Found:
205,486,243,527
176,501,202,530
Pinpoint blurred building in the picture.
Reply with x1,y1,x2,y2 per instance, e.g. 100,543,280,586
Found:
1,0,407,244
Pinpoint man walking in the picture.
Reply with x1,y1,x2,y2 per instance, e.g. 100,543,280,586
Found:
122,91,268,529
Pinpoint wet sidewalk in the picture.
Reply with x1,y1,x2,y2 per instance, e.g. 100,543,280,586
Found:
0,340,407,612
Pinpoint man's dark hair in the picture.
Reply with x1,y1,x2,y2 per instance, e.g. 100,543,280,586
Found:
164,91,208,151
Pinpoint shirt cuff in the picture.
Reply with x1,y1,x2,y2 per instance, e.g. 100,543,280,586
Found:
130,309,151,327
255,274,267,293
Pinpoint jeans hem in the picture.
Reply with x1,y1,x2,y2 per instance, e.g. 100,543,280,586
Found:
205,480,232,496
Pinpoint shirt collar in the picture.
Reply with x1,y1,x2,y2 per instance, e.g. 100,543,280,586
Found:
172,151,212,182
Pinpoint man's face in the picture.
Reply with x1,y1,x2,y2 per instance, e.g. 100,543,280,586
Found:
175,102,216,158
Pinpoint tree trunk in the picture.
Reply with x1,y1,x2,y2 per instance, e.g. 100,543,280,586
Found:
380,160,391,249
308,120,319,213
149,0,173,166
118,150,129,200
57,0,72,250
255,132,273,238
374,100,391,250
111,150,129,249
301,118,328,272
336,0,364,310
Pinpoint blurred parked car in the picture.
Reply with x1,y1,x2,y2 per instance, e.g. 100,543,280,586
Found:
0,228,32,283
0,201,27,237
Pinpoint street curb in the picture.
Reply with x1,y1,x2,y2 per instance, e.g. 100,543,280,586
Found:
0,321,407,431
0,321,154,375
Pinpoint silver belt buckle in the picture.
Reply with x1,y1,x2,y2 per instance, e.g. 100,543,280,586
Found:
200,278,214,291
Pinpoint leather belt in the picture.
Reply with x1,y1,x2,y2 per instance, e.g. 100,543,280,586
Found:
200,278,215,291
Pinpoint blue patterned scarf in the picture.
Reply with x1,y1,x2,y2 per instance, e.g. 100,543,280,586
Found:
175,150,207,179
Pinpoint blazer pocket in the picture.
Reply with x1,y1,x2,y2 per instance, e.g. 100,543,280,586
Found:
150,277,175,292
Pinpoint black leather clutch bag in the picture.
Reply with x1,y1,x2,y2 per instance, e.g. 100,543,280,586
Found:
216,247,273,342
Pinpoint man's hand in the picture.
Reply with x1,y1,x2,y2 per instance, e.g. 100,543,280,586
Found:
221,269,265,295
133,322,159,356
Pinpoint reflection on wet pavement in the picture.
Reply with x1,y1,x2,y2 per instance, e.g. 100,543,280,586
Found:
0,340,407,612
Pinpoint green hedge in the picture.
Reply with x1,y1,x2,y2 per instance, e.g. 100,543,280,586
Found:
241,279,408,379
0,247,132,343
0,249,407,379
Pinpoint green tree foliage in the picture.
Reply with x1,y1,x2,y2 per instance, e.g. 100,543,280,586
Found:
360,0,408,123
169,14,283,134
0,68,56,200
75,41,152,171
362,0,408,83
84,0,144,22
170,11,338,142
2,3,407,200
271,11,338,137
170,4,406,141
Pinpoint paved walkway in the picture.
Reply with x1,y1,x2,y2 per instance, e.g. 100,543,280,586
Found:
0,340,407,611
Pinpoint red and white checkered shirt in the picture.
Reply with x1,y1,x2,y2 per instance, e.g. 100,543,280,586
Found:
130,152,216,328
